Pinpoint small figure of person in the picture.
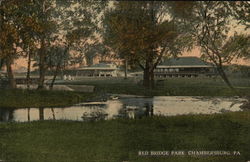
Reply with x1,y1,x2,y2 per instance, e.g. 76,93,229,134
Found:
63,75,67,80
68,75,72,81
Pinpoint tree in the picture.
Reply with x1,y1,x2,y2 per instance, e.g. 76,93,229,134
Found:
229,1,250,29
0,58,4,70
1,0,106,90
103,1,192,89
46,45,70,89
56,0,107,67
0,0,22,88
31,0,57,90
184,1,250,95
16,1,40,89
229,2,250,65
1,0,54,89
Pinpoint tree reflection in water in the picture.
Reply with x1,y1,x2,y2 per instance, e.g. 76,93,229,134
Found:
39,107,44,120
81,111,108,121
0,108,14,122
51,108,56,120
27,108,30,122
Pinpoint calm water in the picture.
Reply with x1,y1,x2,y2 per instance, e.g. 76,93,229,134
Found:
0,96,247,122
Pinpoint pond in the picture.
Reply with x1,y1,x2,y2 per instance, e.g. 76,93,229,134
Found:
0,96,247,122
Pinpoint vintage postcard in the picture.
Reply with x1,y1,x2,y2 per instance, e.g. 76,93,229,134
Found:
0,1,249,162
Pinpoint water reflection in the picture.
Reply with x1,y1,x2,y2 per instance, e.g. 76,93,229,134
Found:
27,108,30,122
0,96,247,122
82,111,108,121
51,108,56,120
0,109,13,121
39,108,44,120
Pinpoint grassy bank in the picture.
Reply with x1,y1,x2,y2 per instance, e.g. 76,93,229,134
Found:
0,89,97,109
1,77,250,108
0,111,250,162
59,77,250,96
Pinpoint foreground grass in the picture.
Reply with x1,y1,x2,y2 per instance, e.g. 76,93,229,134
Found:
59,77,250,96
0,111,250,162
0,89,97,109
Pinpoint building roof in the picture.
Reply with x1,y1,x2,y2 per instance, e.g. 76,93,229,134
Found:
91,63,115,68
78,63,117,70
158,57,213,68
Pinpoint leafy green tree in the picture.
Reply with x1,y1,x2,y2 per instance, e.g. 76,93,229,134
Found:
229,1,250,29
56,0,107,67
46,45,70,89
30,0,57,89
229,2,250,65
103,1,192,88
0,0,22,88
1,0,106,90
1,0,53,89
184,1,250,94
15,1,41,89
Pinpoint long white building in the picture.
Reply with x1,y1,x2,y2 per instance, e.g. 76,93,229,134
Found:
155,57,215,78
76,63,118,77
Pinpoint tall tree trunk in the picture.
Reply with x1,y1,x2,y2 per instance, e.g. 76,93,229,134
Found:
143,60,150,88
49,63,60,90
143,69,155,89
39,107,44,120
149,69,155,89
5,57,16,89
143,58,154,89
143,49,155,89
217,67,241,96
50,46,68,89
37,39,46,90
26,47,31,89
124,59,128,79
60,68,64,80
0,58,5,70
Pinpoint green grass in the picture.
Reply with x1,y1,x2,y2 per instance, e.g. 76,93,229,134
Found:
0,89,98,109
59,77,250,96
0,111,250,162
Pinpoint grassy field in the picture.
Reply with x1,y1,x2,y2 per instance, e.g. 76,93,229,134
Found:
0,77,250,162
0,89,98,109
58,76,250,96
0,111,250,162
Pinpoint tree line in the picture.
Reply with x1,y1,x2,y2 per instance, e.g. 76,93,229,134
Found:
0,1,249,93
0,0,106,89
